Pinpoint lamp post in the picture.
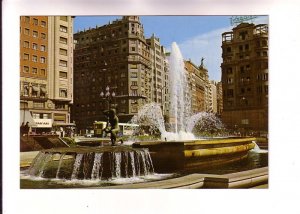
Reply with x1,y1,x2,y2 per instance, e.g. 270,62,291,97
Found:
100,86,116,111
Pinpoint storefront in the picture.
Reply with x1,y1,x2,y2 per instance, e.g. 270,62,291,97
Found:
32,118,53,134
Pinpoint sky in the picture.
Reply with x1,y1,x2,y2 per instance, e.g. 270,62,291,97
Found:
74,15,268,81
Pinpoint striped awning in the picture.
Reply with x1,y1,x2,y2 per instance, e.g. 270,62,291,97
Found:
20,110,37,127
40,87,47,93
32,86,39,92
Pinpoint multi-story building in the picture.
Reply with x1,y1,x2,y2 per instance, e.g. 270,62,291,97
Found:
221,23,268,131
216,81,223,116
146,34,169,116
184,59,210,113
20,16,74,134
73,16,152,132
210,81,218,114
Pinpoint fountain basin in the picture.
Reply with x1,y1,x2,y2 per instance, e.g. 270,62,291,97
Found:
132,137,256,172
28,146,154,180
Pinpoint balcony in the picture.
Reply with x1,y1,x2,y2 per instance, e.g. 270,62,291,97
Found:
20,92,48,101
222,32,233,43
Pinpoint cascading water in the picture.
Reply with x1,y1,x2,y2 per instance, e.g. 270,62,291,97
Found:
169,42,192,134
130,42,224,141
27,147,155,181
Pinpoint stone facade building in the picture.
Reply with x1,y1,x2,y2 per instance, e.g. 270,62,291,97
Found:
216,81,223,117
72,16,153,132
146,34,169,116
20,16,74,134
221,23,268,131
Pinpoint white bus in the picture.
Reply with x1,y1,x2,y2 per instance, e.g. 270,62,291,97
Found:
93,121,138,137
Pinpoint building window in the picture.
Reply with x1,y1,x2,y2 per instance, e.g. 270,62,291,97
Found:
23,66,29,73
131,81,138,86
130,72,138,78
263,73,268,81
32,67,37,74
33,31,38,38
227,67,232,74
59,71,68,78
59,48,67,56
41,33,46,39
59,89,68,98
60,25,68,33
131,89,138,95
239,31,248,40
40,69,46,76
227,78,233,84
40,57,46,63
32,55,37,62
33,18,38,26
130,64,138,69
59,37,67,44
25,16,30,23
55,104,66,110
60,16,68,21
23,53,29,60
227,89,234,97
40,45,46,51
24,28,30,35
32,43,38,50
24,41,29,48
59,60,67,67
41,21,46,27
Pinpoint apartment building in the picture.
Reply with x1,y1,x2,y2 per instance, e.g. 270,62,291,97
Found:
184,59,210,113
73,16,152,132
210,81,218,114
216,81,223,116
221,23,268,131
20,16,74,134
146,34,169,116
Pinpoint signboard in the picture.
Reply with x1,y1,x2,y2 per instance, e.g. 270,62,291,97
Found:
230,16,257,26
33,119,53,128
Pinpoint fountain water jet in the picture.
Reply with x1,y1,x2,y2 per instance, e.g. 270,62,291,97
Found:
131,42,223,141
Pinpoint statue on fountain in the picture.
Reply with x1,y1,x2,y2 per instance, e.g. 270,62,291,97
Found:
103,108,123,146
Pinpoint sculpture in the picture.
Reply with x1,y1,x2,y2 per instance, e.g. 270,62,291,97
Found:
103,109,123,145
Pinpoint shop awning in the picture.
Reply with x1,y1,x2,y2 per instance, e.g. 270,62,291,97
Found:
53,122,76,127
32,86,39,92
40,87,47,93
20,110,37,127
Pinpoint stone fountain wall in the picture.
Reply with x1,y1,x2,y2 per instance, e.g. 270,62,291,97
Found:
132,137,256,172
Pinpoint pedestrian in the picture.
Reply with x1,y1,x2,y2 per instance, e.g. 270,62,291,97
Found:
24,122,30,135
20,122,25,136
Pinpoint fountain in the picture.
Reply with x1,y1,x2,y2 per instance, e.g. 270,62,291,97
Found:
21,42,265,188
131,42,224,141
27,146,154,180
130,42,257,172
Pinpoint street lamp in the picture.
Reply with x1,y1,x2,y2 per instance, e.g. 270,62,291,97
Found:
100,86,116,110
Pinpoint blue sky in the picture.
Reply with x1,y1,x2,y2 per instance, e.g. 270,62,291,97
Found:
74,15,268,81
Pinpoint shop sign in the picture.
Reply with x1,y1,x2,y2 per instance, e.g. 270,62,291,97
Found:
34,119,53,128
